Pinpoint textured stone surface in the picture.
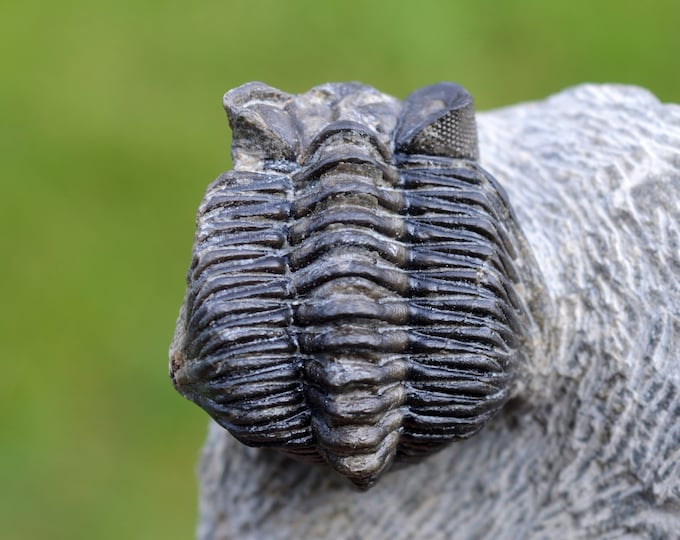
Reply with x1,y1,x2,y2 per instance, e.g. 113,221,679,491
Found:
195,84,680,539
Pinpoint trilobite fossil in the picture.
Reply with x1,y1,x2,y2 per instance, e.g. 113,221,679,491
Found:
170,81,544,489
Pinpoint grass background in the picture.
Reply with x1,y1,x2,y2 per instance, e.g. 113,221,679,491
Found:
1,1,677,538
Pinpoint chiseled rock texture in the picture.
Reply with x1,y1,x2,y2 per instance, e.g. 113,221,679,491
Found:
195,84,680,540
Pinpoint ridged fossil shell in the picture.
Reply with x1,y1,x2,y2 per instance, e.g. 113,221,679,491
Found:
170,81,542,489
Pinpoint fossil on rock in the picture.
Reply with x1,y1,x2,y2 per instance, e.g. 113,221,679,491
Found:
170,82,549,489
173,82,680,540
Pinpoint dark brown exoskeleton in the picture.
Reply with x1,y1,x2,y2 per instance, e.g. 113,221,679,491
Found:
170,82,544,489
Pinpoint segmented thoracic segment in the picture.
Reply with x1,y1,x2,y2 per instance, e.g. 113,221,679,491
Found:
170,81,540,488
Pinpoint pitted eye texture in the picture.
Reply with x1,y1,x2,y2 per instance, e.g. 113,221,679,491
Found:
170,82,540,489
395,82,479,159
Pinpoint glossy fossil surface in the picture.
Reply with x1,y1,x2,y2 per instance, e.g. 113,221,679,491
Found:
170,82,543,488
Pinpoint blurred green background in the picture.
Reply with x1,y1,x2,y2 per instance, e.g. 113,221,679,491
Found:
0,0,677,538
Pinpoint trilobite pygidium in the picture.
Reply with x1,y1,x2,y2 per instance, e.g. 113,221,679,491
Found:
170,81,543,489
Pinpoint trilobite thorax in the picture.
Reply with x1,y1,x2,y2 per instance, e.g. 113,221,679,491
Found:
170,82,542,488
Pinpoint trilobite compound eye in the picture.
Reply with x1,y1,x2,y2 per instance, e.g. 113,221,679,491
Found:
395,82,479,159
170,81,546,489
223,81,299,164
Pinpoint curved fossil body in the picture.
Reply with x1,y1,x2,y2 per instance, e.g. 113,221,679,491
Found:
170,82,544,488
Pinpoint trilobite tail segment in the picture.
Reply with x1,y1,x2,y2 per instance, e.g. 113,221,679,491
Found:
291,124,410,488
390,83,527,459
169,170,314,451
395,161,524,457
170,81,539,489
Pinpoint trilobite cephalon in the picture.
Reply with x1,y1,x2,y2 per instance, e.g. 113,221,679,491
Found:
170,81,542,489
